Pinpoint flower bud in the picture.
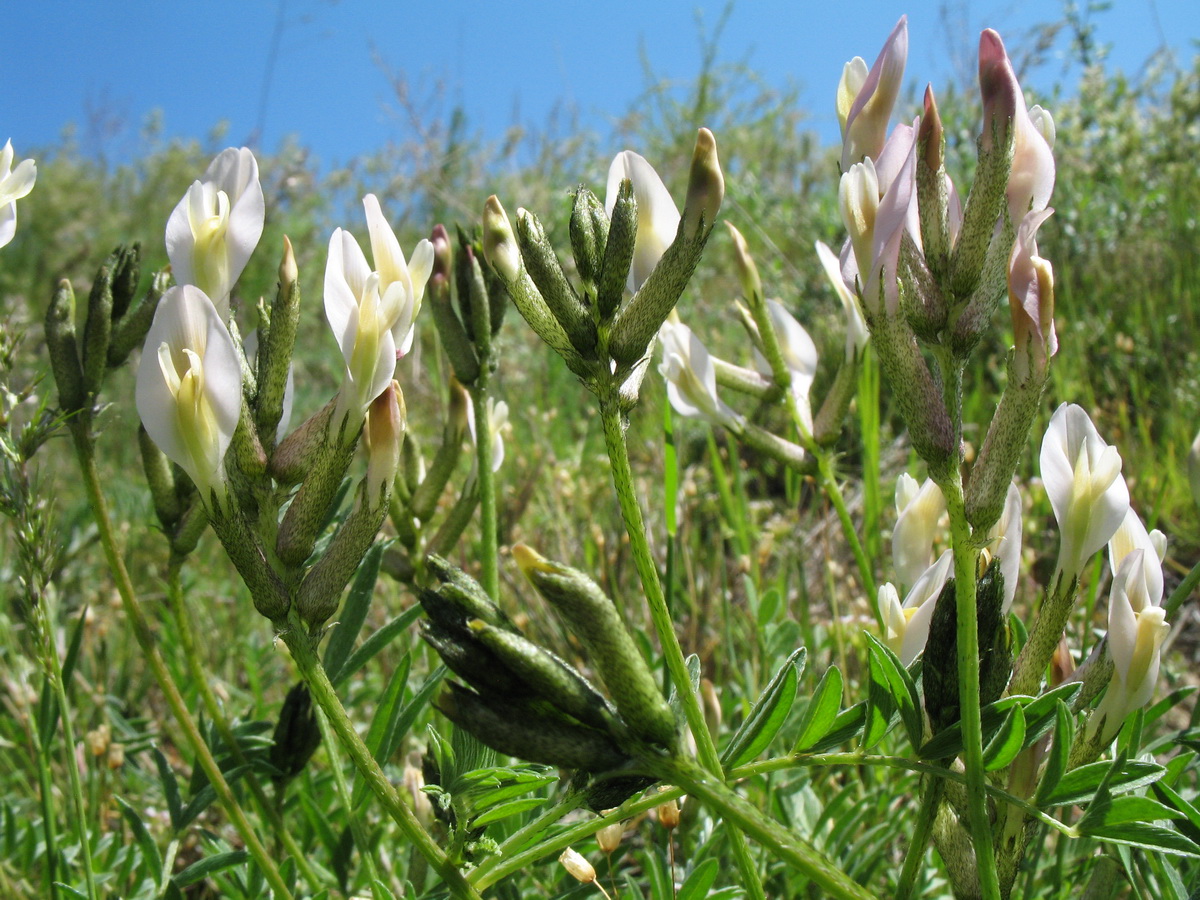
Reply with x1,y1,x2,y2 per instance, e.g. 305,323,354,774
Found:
681,127,724,241
569,186,609,288
727,222,763,306
255,236,301,448
596,818,626,855
274,435,358,567
365,381,405,508
656,797,681,830
513,544,677,747
45,279,86,413
916,85,951,274
81,253,116,396
482,195,521,284
559,848,597,884
429,240,481,384
597,178,637,321
839,16,908,171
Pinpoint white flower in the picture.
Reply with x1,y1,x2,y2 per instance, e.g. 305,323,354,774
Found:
756,300,818,437
1091,549,1169,744
1039,404,1129,586
815,240,868,362
838,16,908,171
325,228,406,433
605,150,680,291
893,474,947,593
165,147,265,320
0,140,37,249
467,397,509,473
135,285,242,504
362,194,434,357
1108,508,1166,608
880,550,954,666
983,482,1023,614
658,319,741,429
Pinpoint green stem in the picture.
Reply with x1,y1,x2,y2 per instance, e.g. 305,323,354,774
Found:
164,560,324,893
733,755,1067,836
30,678,60,900
469,793,585,886
69,428,294,900
894,776,944,900
943,472,1001,900
37,603,97,900
661,756,873,900
313,705,381,885
596,389,763,899
816,449,877,616
469,378,499,602
279,619,482,900
473,787,688,891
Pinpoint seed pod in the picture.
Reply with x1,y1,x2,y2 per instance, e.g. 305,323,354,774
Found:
469,619,619,732
513,545,676,747
516,208,596,357
424,555,516,631
81,253,116,396
269,683,322,782
437,683,628,771
420,619,528,697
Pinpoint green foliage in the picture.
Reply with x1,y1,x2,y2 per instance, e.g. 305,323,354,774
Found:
2,14,1199,899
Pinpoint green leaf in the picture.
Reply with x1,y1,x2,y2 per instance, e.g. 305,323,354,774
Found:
1078,794,1184,832
333,603,424,688
722,648,804,768
677,857,720,900
793,665,844,754
864,634,922,751
1086,821,1200,857
1041,759,1165,807
1151,780,1200,845
806,702,867,754
1034,702,1074,806
115,796,162,884
919,696,1023,761
1021,683,1082,744
52,886,87,899
323,542,384,683
351,653,412,808
153,747,183,831
172,850,250,888
472,796,550,827
370,879,399,900
983,704,1026,771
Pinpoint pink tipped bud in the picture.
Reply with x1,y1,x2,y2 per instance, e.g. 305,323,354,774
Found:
919,85,944,172
365,380,405,506
430,224,452,290
840,16,908,170
979,29,1019,153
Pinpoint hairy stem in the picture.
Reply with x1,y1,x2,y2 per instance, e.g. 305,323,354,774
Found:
596,388,763,899
165,560,323,892
71,429,294,900
279,619,482,900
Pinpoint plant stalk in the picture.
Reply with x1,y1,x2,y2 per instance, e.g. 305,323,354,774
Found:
70,428,294,900
279,618,482,900
595,388,763,899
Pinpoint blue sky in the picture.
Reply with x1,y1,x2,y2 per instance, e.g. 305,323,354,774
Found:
4,1,1196,167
